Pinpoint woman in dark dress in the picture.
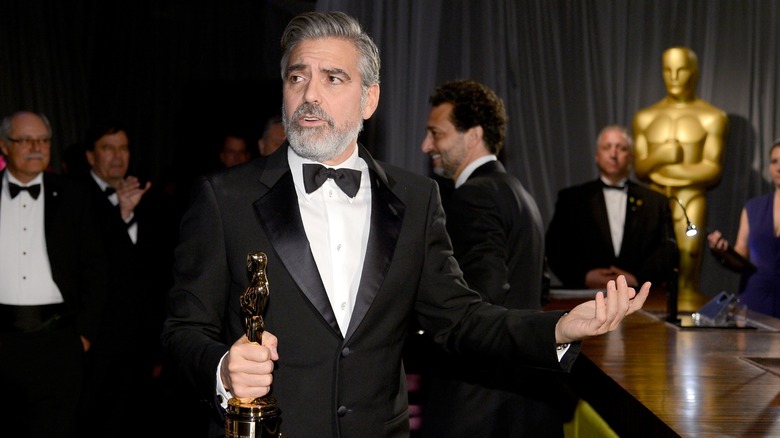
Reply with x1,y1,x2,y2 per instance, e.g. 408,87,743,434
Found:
708,139,780,317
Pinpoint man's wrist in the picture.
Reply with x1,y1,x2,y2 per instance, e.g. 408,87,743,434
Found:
554,312,569,344
216,352,232,409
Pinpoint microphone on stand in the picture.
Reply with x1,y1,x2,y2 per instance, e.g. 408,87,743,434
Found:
667,197,758,328
670,196,699,237
672,196,755,273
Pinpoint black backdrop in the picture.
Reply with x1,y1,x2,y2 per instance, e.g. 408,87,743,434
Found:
3,0,780,297
0,0,310,187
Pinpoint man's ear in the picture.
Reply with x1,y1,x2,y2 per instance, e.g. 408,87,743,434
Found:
362,84,380,120
467,125,484,149
85,149,96,167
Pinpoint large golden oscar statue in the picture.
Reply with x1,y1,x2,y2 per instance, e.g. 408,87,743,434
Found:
633,46,728,308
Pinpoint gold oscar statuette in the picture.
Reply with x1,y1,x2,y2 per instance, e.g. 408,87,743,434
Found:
225,252,284,438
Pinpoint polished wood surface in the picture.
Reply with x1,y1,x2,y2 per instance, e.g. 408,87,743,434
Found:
564,301,780,437
545,285,710,314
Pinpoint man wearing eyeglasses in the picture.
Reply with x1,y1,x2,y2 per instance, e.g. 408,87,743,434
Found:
0,110,108,438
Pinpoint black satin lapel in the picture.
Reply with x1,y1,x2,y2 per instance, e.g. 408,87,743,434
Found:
622,186,641,250
343,169,405,341
254,172,340,333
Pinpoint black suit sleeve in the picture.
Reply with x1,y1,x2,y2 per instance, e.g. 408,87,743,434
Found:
413,179,569,369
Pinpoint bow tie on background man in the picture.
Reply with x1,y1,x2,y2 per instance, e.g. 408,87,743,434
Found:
302,163,362,198
8,182,41,199
104,186,116,196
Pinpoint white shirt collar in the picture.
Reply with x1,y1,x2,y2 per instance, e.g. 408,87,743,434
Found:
90,170,112,192
455,155,497,188
599,176,628,188
5,171,43,187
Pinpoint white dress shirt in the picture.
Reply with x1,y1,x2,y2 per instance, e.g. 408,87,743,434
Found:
287,146,371,334
0,172,64,305
601,176,628,257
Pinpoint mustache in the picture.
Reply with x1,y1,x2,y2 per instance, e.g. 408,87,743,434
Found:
24,153,46,160
292,103,334,128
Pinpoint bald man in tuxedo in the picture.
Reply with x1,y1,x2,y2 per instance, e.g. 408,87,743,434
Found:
546,125,675,290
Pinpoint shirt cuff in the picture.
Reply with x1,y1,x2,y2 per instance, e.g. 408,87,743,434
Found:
216,351,232,409
556,343,571,362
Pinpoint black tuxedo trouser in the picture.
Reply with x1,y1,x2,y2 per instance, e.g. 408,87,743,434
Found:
0,322,83,438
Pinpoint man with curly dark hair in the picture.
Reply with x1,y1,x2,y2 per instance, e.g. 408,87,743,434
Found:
419,79,572,437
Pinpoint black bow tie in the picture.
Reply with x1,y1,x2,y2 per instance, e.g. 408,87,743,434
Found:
9,183,41,200
104,186,116,196
302,163,362,198
601,181,627,191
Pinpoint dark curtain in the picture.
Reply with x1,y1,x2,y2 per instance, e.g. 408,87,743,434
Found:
0,0,312,186
317,0,780,296
2,0,778,295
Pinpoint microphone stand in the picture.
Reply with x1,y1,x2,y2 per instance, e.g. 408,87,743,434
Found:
666,236,681,325
665,196,693,325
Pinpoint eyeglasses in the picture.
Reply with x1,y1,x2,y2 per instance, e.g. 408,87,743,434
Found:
7,137,51,147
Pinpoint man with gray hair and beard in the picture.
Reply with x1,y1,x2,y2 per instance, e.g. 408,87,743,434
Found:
162,11,649,438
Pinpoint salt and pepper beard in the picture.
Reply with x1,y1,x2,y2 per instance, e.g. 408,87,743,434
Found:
283,91,367,163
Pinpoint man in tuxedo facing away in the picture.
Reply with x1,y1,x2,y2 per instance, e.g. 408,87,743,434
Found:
546,124,675,290
77,120,177,436
418,79,575,437
161,11,650,438
0,111,107,438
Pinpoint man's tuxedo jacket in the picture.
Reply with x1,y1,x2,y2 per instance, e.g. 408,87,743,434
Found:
162,144,579,438
545,179,675,289
422,160,573,438
444,160,546,309
78,175,177,435
81,176,175,350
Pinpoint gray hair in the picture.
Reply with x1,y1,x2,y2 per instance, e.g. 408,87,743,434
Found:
597,124,634,150
280,11,380,90
0,111,52,142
